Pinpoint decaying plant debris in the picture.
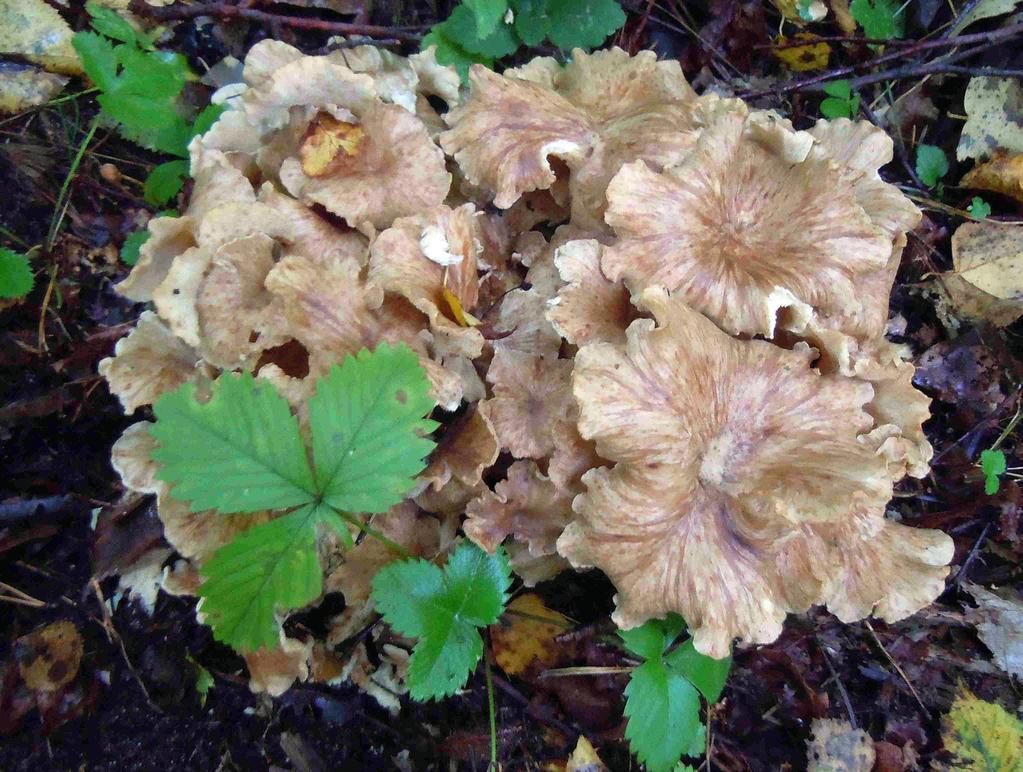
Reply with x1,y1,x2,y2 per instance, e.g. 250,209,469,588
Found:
93,37,957,702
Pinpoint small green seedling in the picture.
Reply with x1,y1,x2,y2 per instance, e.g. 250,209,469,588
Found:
150,343,437,651
0,248,34,299
820,80,860,120
980,449,1006,495
916,144,949,189
371,541,511,701
620,615,731,772
425,0,626,79
850,0,904,40
72,3,224,206
968,196,991,219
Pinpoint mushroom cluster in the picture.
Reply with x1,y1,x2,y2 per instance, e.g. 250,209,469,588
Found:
102,42,952,694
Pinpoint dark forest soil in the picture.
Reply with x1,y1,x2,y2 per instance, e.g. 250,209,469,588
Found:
2,1,1022,770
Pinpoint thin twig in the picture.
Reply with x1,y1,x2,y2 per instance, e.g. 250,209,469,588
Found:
539,665,635,678
483,645,499,771
129,0,425,42
862,621,930,717
816,637,857,728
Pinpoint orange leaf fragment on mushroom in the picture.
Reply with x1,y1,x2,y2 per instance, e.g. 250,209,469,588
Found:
299,113,366,178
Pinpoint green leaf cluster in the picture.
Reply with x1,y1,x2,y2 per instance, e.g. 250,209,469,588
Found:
0,248,34,299
849,0,905,40
620,616,731,772
968,196,992,220
150,343,437,651
916,143,949,188
371,541,511,701
819,80,860,119
71,3,225,206
424,0,626,79
980,448,1006,495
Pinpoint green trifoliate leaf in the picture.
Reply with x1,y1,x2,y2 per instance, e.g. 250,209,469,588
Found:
464,0,509,38
546,0,626,51
309,342,437,514
143,159,188,206
620,616,732,772
0,248,33,299
981,448,1006,495
199,504,327,651
150,372,317,514
916,144,949,188
371,542,512,701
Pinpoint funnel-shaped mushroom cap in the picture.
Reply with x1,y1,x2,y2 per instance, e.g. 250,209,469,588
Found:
558,288,951,657
441,48,702,225
602,110,892,338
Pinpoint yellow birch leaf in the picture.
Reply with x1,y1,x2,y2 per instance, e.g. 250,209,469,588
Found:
958,77,1023,162
940,688,1023,771
961,151,1023,205
934,221,1023,328
0,62,68,114
0,0,81,75
489,593,570,677
774,33,831,71
566,736,609,772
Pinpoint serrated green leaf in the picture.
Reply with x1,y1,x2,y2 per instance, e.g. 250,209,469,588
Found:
625,658,702,772
99,91,183,131
113,45,188,99
0,248,34,299
422,29,492,81
120,229,149,266
191,103,226,138
435,6,520,60
72,32,118,92
86,2,139,45
144,159,188,206
309,343,437,514
151,372,317,513
916,143,949,187
850,0,904,39
199,504,326,651
120,113,192,156
510,0,552,44
981,448,1006,495
664,639,731,703
620,617,732,772
465,0,509,38
546,0,625,51
371,542,512,700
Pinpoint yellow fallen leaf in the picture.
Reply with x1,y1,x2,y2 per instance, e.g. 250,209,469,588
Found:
941,688,1023,771
829,0,857,34
0,0,81,75
0,61,68,114
958,77,1023,162
15,620,84,692
774,33,831,72
961,151,1023,204
299,113,366,177
490,593,570,677
935,220,1023,327
566,736,609,772
442,287,481,327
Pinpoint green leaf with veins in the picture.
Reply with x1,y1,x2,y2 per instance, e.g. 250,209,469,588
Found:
86,2,141,46
144,159,189,206
511,0,552,45
620,615,732,772
120,229,149,266
371,541,511,700
850,0,904,39
151,343,436,651
72,32,119,92
437,5,520,60
916,144,949,187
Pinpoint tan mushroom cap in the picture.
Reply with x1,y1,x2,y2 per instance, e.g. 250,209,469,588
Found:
441,48,701,224
482,349,575,459
99,312,203,413
465,460,574,556
547,239,635,347
558,288,951,657
368,203,484,359
602,109,892,338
